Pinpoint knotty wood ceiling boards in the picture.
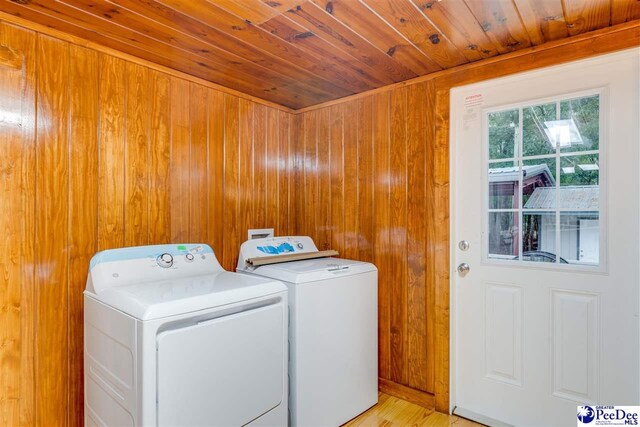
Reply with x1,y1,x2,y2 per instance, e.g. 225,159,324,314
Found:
2,0,639,108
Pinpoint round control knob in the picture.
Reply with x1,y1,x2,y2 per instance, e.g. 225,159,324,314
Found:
185,253,195,263
157,253,174,268
297,243,304,249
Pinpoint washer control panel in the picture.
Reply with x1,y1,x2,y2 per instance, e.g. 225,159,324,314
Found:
237,236,319,270
253,237,315,256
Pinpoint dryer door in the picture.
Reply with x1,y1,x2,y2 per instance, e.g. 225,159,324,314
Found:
156,302,285,426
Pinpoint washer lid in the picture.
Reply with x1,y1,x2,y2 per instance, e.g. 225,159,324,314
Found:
248,257,377,284
86,271,286,320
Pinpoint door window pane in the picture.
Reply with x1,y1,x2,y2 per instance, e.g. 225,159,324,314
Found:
560,212,599,264
560,95,599,152
488,212,518,259
522,212,557,263
559,155,599,210
488,109,519,160
523,212,557,263
523,158,556,208
560,154,599,185
489,160,519,209
523,103,556,157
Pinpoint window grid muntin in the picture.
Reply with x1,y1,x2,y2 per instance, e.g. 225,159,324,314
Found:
487,149,601,165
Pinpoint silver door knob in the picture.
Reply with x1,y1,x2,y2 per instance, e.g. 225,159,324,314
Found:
457,263,470,275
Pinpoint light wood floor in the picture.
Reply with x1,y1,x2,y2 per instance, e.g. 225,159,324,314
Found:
342,393,483,427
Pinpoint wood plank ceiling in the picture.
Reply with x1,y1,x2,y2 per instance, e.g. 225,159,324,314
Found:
3,0,639,108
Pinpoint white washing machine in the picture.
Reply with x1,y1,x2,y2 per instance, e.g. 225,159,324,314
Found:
237,236,378,426
84,243,288,427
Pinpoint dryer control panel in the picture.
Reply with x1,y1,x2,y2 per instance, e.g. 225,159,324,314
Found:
87,244,222,295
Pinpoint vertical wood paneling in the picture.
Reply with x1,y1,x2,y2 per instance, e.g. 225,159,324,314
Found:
295,83,438,402
302,111,318,238
148,70,171,244
98,54,125,250
0,21,36,427
389,87,408,385
34,34,70,426
169,77,190,243
423,80,437,395
356,97,373,262
253,104,267,228
222,95,239,269
372,91,391,381
14,24,37,425
67,44,99,427
329,104,345,252
207,90,225,257
238,98,254,259
0,22,294,425
277,111,292,235
124,62,149,247
432,87,451,413
265,108,279,232
0,28,21,423
189,83,208,243
316,108,331,251
405,82,428,391
343,106,358,259
292,113,305,236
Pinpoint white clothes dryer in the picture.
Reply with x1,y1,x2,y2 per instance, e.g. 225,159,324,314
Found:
237,236,378,427
84,243,288,426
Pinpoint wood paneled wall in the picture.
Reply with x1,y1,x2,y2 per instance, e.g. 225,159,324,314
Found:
294,81,443,407
0,20,293,427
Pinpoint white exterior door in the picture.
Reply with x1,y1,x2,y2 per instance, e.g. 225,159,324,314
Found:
451,49,639,426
